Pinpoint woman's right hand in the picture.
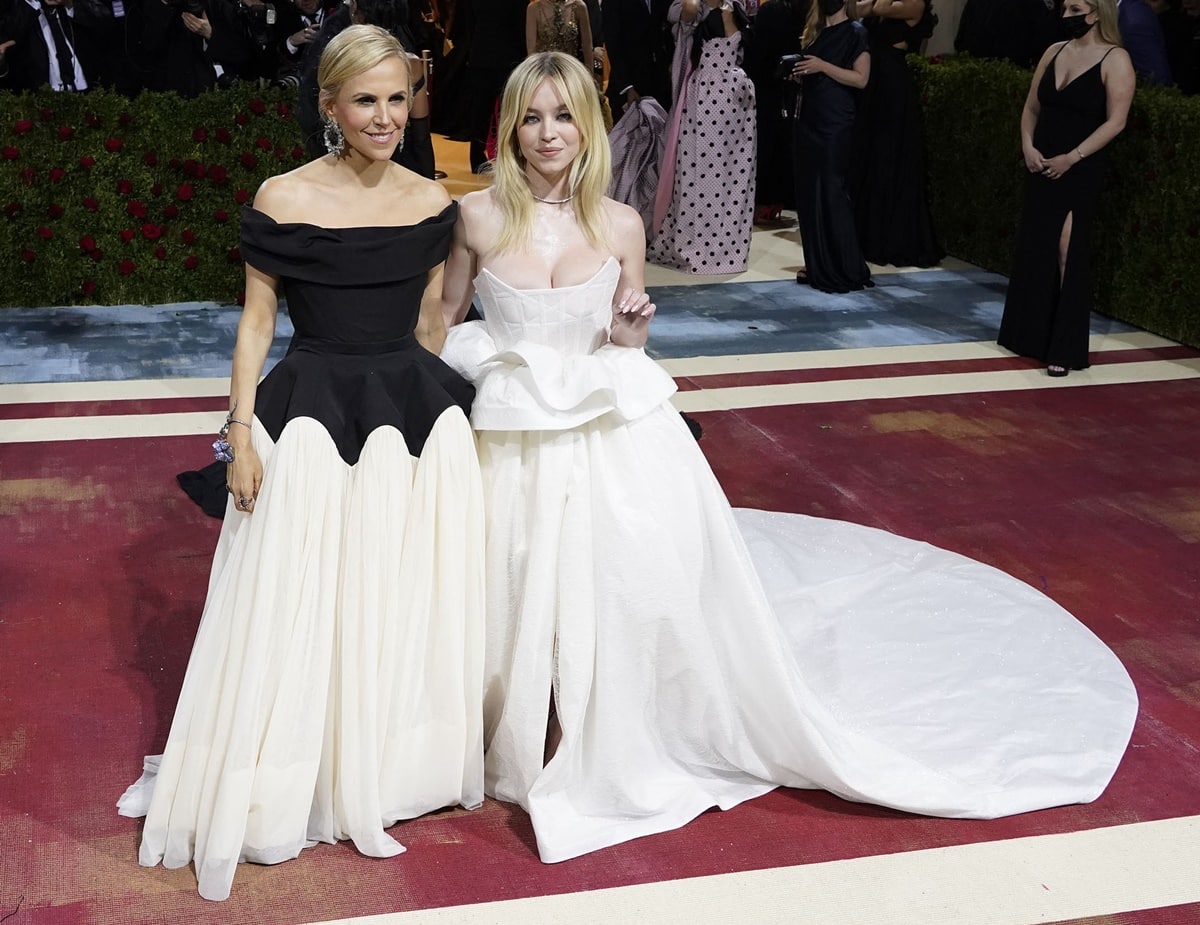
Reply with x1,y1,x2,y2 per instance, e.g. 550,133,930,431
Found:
226,440,263,514
1023,145,1046,173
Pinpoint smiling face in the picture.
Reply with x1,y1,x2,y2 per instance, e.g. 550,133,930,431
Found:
324,55,410,162
516,78,582,179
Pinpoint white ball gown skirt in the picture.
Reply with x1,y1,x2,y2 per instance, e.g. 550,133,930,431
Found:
441,257,1137,864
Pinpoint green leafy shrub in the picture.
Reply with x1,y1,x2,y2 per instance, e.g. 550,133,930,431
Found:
1,85,304,308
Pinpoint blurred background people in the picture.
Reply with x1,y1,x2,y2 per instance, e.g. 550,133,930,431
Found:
998,0,1134,376
603,0,674,119
648,0,756,275
0,0,110,91
852,0,943,268
139,0,251,96
954,0,1059,68
791,0,873,292
1118,0,1173,83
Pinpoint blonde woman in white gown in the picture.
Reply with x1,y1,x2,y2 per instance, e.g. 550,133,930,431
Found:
440,51,1137,865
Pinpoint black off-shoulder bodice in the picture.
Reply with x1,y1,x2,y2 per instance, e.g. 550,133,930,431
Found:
240,202,474,465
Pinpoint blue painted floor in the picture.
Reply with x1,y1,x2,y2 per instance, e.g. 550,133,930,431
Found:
0,268,1134,385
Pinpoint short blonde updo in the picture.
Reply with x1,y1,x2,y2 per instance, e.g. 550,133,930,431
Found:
317,24,410,115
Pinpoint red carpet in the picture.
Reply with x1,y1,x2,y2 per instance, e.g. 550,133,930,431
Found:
2,376,1199,922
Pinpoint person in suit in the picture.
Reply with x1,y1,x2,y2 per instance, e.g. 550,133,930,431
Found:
0,0,109,91
603,0,673,118
1118,0,1173,82
459,0,526,171
139,0,252,96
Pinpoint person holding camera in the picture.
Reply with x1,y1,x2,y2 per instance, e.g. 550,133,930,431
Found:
790,0,873,292
0,0,109,91
272,0,338,85
140,0,252,95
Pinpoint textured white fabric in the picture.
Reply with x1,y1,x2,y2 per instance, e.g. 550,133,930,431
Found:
441,262,1138,865
117,409,486,900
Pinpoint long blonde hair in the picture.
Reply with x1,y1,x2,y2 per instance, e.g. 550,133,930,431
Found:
802,0,858,49
317,24,410,116
1085,0,1123,47
493,51,611,252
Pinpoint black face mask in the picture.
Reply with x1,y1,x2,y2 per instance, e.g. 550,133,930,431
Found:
1062,12,1095,39
819,0,844,16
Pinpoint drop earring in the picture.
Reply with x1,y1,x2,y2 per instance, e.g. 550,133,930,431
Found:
322,117,344,157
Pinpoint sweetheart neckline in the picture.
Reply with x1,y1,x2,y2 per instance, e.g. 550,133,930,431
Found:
476,257,618,294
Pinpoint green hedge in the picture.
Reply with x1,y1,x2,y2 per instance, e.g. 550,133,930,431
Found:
912,54,1200,347
0,85,304,308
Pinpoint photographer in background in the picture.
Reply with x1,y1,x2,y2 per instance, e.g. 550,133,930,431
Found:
272,0,337,86
0,0,110,91
140,0,251,95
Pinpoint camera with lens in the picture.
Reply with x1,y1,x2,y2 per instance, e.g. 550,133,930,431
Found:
774,53,803,80
239,0,278,47
165,0,208,17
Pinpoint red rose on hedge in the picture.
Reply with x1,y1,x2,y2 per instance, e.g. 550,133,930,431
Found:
127,201,148,219
37,226,54,240
120,228,135,243
21,249,36,263
85,112,100,128
142,223,163,240
3,146,19,159
118,179,134,195
249,98,266,115
240,152,258,169
292,146,304,161
177,183,195,202
274,147,286,159
182,229,197,245
118,260,136,275
209,164,228,185
79,235,96,251
154,245,167,259
48,203,64,218
39,107,54,121
83,197,99,211
213,209,229,223
81,279,97,296
216,127,232,143
255,136,271,150
79,155,96,168
3,201,22,217
151,183,162,196
193,127,209,143
143,151,158,166
58,126,74,141
276,101,290,116
164,204,180,219
49,167,65,182
105,138,124,153
183,255,199,270
13,119,33,135
234,187,250,204
90,249,104,261
235,113,249,126
227,246,242,263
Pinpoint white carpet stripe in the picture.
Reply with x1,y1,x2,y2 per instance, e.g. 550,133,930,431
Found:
0,376,231,405
305,815,1200,925
4,357,1199,443
672,357,1200,414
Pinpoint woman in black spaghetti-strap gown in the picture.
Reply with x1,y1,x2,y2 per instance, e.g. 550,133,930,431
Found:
998,0,1135,375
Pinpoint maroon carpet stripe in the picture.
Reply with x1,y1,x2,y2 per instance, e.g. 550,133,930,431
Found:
2,376,1199,922
0,395,227,421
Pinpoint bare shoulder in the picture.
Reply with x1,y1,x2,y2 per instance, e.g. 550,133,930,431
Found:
1102,45,1134,76
394,169,453,216
603,198,646,245
456,188,504,251
252,163,321,220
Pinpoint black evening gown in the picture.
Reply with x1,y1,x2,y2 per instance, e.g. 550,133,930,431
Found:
853,15,943,268
998,46,1114,370
794,20,873,293
120,204,487,902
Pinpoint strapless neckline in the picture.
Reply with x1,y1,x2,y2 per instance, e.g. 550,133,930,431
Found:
476,257,618,295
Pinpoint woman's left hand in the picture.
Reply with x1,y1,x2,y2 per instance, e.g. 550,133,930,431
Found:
611,288,655,347
1039,153,1076,181
792,55,827,79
